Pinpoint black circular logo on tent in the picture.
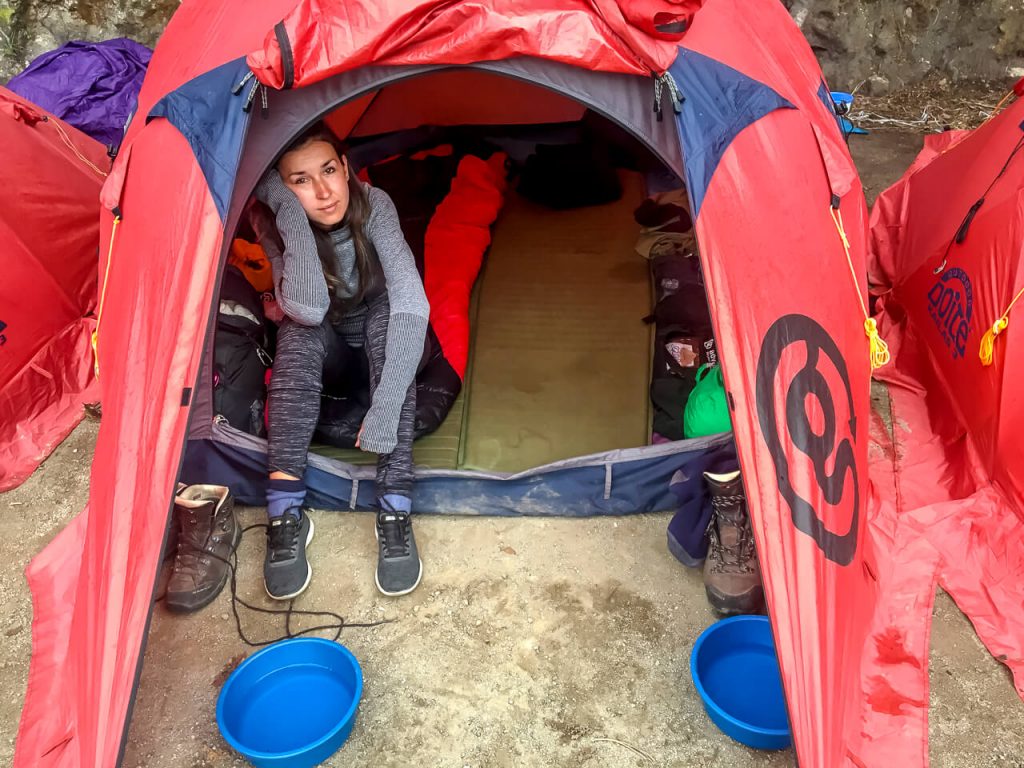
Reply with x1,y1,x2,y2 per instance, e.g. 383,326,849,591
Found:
755,314,859,566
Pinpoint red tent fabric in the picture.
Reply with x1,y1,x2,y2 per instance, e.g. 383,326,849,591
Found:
854,93,1024,765
247,0,700,88
16,2,892,766
871,97,1024,504
0,88,106,491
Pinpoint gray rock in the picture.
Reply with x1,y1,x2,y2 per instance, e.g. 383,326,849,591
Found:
0,0,179,83
864,74,892,96
783,0,1023,89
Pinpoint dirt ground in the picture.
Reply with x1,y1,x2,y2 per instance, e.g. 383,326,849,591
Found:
3,131,1024,768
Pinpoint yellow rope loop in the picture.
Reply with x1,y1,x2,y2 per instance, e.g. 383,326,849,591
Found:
90,329,100,377
832,205,890,370
864,317,891,369
980,285,1024,367
92,214,121,378
979,317,1008,366
48,118,108,178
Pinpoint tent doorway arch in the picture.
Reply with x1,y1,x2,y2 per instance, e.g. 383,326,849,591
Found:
188,55,724,515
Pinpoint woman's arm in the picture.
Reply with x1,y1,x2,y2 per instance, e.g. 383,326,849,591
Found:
358,186,430,455
254,170,330,326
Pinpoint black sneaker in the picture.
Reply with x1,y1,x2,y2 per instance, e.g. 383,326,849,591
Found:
264,508,314,600
375,511,422,596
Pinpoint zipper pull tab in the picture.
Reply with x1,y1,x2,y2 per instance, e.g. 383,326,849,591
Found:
260,83,269,119
665,73,684,115
242,77,260,113
653,73,683,121
231,70,254,95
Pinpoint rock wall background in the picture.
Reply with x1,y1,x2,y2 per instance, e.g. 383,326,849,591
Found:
786,0,1023,93
0,0,1021,89
0,0,175,81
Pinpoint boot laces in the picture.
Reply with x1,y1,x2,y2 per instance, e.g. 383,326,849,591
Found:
706,495,755,573
267,513,302,563
174,515,208,569
174,546,201,571
378,513,411,558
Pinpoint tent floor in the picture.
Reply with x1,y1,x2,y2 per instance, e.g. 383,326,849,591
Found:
313,170,652,472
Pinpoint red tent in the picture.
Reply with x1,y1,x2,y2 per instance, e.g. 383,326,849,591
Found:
855,89,1024,764
16,2,890,766
0,88,106,491
871,92,1024,506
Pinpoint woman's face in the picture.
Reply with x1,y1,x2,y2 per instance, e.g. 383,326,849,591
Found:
278,139,350,228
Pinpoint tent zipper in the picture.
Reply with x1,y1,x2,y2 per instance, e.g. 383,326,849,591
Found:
232,70,269,117
653,72,683,121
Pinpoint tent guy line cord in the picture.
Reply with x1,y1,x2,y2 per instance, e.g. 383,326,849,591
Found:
977,87,1018,130
46,116,109,177
91,211,121,377
934,133,1024,275
830,203,891,370
156,522,392,647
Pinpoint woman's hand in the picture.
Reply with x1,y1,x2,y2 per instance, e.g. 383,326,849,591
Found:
247,169,330,326
356,404,399,455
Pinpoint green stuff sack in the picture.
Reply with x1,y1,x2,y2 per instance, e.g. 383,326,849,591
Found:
683,364,732,438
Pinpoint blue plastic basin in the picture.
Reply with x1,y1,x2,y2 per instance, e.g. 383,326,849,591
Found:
216,638,363,768
689,615,791,750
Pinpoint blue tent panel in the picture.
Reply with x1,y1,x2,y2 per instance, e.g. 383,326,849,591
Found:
180,430,734,517
148,57,252,219
670,49,794,217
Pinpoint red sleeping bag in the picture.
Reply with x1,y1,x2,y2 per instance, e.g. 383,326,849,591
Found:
423,152,508,379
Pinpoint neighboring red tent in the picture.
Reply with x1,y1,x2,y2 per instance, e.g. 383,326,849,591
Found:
855,89,1024,765
0,88,107,491
16,2,893,766
871,92,1024,505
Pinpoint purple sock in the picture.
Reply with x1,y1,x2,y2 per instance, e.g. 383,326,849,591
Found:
379,494,411,515
267,478,306,519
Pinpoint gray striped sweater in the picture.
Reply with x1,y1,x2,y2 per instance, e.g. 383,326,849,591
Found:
256,171,429,455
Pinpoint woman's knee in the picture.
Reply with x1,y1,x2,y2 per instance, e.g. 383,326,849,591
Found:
269,320,329,394
277,318,328,351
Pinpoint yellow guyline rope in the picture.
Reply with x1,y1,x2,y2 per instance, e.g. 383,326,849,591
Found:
978,88,1016,130
980,284,1024,366
91,213,121,377
830,205,891,370
48,117,108,177
50,110,111,374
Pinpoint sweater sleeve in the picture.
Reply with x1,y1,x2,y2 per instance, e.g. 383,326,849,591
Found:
357,186,430,455
255,169,330,327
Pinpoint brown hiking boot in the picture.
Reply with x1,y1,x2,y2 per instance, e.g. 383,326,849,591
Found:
166,485,240,613
702,470,763,615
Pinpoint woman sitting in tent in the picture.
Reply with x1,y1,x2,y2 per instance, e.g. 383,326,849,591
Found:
251,122,429,600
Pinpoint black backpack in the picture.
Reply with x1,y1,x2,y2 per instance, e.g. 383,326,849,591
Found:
213,266,272,436
646,253,715,440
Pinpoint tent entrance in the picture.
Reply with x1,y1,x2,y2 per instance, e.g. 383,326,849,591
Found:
220,61,689,475
313,168,653,473
185,56,722,513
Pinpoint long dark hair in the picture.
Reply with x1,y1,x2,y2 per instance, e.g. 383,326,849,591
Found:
279,122,380,321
